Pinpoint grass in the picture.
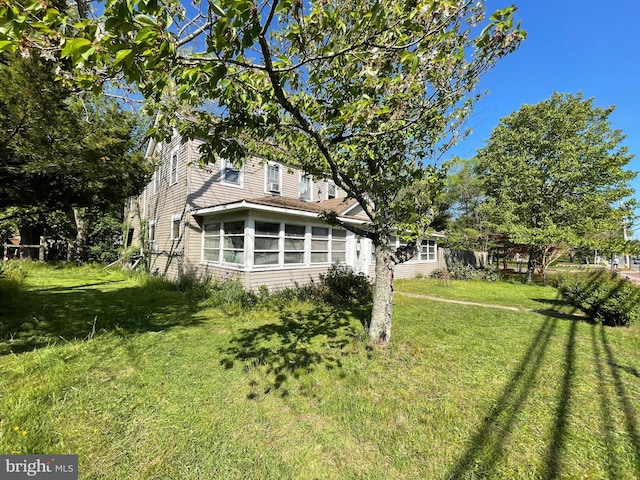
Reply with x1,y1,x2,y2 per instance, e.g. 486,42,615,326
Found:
1,262,640,479
396,276,573,311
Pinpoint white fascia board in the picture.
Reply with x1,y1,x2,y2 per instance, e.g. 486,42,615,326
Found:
192,201,370,225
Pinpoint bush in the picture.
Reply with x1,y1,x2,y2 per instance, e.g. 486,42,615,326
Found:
318,263,373,306
556,269,640,327
0,261,27,283
430,262,500,282
88,242,121,264
199,276,258,309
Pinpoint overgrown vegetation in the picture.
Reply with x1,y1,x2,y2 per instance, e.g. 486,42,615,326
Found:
1,263,639,478
555,269,640,326
430,262,501,282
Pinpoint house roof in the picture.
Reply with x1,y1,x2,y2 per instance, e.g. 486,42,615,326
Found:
248,196,360,216
191,196,368,224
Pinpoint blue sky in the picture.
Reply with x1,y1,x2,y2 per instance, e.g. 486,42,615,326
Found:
446,0,640,231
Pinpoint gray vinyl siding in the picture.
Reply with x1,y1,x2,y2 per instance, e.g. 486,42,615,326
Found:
144,135,189,280
135,135,360,283
394,261,440,279
247,266,330,290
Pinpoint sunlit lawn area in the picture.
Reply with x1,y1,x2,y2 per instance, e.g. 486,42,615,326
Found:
1,262,639,478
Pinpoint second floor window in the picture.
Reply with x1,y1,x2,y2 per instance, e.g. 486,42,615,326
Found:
266,163,281,193
222,159,242,186
327,182,337,199
170,150,178,185
299,174,312,201
153,165,160,194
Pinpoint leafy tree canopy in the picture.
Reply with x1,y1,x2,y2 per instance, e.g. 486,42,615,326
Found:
475,92,636,277
0,0,525,342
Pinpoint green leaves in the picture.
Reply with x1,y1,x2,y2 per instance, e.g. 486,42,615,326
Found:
61,38,93,61
476,92,636,261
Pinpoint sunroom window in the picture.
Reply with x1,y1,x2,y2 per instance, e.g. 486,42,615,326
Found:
331,229,347,262
203,222,221,262
254,221,280,265
284,224,305,264
420,239,437,262
311,227,329,263
203,221,245,264
222,221,245,264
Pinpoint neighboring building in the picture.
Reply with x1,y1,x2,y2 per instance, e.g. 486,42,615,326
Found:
126,131,442,289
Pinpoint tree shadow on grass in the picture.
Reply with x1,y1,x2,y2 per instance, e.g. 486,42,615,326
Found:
592,324,640,478
446,316,558,479
0,278,206,355
220,303,368,400
447,311,640,479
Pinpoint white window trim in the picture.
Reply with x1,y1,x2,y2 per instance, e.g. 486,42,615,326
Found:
148,220,157,251
391,236,438,263
220,158,244,188
170,214,182,241
265,162,282,194
299,173,313,202
326,181,337,200
153,165,160,195
201,219,246,268
169,146,179,186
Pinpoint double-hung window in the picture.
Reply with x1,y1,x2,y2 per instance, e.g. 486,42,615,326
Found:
170,149,179,185
171,214,181,241
153,165,160,194
148,220,157,249
222,159,242,186
299,174,312,201
327,182,337,199
266,163,281,194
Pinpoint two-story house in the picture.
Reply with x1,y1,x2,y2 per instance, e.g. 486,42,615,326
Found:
126,131,442,289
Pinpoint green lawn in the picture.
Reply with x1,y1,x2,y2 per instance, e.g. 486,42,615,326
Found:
1,263,640,479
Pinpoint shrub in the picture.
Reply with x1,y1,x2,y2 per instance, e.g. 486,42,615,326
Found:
88,242,121,264
430,262,500,282
478,265,500,282
318,263,373,306
556,269,640,326
200,276,258,309
0,261,27,283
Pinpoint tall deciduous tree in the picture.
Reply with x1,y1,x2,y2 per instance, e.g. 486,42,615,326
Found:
475,92,636,280
0,53,150,260
1,0,525,342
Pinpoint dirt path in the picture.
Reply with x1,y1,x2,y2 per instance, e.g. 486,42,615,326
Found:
397,292,521,312
396,291,586,320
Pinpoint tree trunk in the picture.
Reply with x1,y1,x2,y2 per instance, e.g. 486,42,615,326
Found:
369,242,394,344
526,255,535,283
71,207,90,263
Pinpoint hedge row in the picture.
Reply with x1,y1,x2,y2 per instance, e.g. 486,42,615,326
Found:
554,269,640,327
